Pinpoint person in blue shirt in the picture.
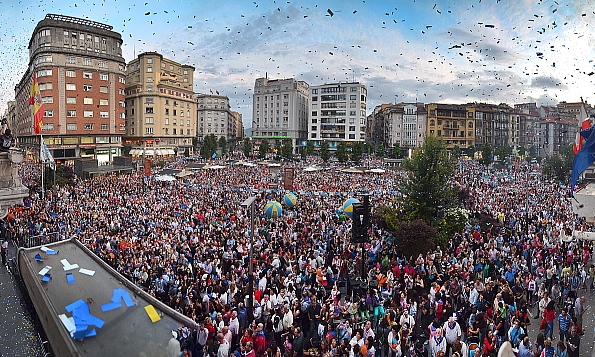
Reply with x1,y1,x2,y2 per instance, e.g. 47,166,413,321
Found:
558,308,571,342
517,337,533,357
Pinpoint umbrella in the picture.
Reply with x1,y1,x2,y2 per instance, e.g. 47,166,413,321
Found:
264,201,282,218
154,175,176,182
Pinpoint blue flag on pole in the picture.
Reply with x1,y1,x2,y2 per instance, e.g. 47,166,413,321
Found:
570,126,595,196
211,153,216,159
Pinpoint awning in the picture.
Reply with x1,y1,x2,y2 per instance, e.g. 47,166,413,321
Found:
155,149,164,156
145,150,155,156
129,149,139,155
166,149,176,155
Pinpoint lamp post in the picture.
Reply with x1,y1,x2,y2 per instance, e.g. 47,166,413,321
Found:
241,196,257,322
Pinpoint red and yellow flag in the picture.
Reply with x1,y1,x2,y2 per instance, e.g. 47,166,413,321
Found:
29,72,44,135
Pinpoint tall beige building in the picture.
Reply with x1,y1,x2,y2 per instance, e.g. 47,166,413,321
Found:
125,52,196,156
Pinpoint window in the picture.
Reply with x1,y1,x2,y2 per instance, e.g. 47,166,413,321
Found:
100,74,108,81
64,30,69,38
350,95,356,100
119,76,125,83
66,83,76,90
42,96,53,104
65,69,76,77
84,111,94,118
119,112,125,119
145,127,154,134
100,124,108,131
38,29,50,38
145,97,154,104
84,124,93,130
38,69,52,77
165,108,170,115
145,117,154,124
183,77,188,83
67,110,76,117
120,125,125,131
147,58,153,64
98,61,108,68
83,72,92,79
350,111,356,116
99,99,108,106
146,77,153,83
165,118,169,125
44,110,53,117
147,67,153,73
311,133,317,138
119,101,125,108
42,123,54,131
83,98,93,105
100,111,109,118
183,69,188,75
187,120,190,126
146,107,154,114
67,123,77,130
66,97,76,104
173,128,177,135
39,83,53,91
100,86,108,93
83,85,92,92
83,58,92,66
146,85,153,92
351,87,357,92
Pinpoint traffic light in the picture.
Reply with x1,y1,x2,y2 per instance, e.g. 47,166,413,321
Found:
351,202,367,243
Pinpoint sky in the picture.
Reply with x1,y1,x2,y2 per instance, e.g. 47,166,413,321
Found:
1,0,594,128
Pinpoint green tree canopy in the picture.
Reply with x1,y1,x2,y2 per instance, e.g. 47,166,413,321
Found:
351,142,363,165
542,144,573,182
320,141,330,163
243,138,252,158
400,136,457,223
200,134,218,158
306,141,315,156
377,145,385,158
336,142,347,163
392,142,402,159
218,136,227,155
480,143,493,165
258,140,270,159
281,140,294,159
467,145,476,158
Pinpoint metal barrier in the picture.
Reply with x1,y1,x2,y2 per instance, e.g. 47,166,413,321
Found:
23,233,61,248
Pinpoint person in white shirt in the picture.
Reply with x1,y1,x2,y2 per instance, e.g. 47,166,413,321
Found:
387,325,402,357
217,333,230,357
443,317,462,357
400,310,415,331
430,328,447,357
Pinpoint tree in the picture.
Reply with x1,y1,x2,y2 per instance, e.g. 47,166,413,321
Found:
452,145,461,159
281,140,293,159
542,144,573,182
218,136,227,155
243,138,252,158
363,141,373,155
379,207,437,257
320,141,330,163
258,140,269,159
377,145,385,158
306,141,315,156
392,142,402,159
517,146,526,156
351,142,363,165
400,136,457,223
494,145,512,162
200,134,218,159
467,145,476,159
528,145,538,158
336,142,347,163
480,143,493,165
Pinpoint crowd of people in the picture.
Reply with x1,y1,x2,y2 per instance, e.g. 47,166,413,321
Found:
4,155,592,357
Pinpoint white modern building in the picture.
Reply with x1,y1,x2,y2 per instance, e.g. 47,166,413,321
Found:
252,77,309,153
308,82,367,150
196,94,239,149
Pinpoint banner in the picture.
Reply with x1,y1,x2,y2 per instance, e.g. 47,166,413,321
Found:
40,138,56,170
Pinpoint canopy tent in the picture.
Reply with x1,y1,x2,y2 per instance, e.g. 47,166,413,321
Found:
340,167,365,174
154,175,176,182
367,168,386,173
304,166,322,172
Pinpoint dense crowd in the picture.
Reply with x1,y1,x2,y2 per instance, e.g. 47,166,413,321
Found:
5,156,592,357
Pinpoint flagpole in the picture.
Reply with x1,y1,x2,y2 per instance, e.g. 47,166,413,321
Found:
41,134,44,200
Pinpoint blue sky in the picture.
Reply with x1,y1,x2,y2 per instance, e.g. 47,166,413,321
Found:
1,0,594,127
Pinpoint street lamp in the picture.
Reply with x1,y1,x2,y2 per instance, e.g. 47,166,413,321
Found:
241,196,257,322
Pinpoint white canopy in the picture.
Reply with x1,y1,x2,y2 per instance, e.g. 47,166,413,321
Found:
154,175,176,182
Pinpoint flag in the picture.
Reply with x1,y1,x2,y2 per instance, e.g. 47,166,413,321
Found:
570,126,595,196
40,138,56,170
574,117,591,154
29,72,44,135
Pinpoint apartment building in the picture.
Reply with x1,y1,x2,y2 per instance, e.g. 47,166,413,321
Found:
14,14,126,163
371,103,426,150
196,94,239,149
426,103,475,150
309,82,367,150
252,77,309,152
125,52,196,156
